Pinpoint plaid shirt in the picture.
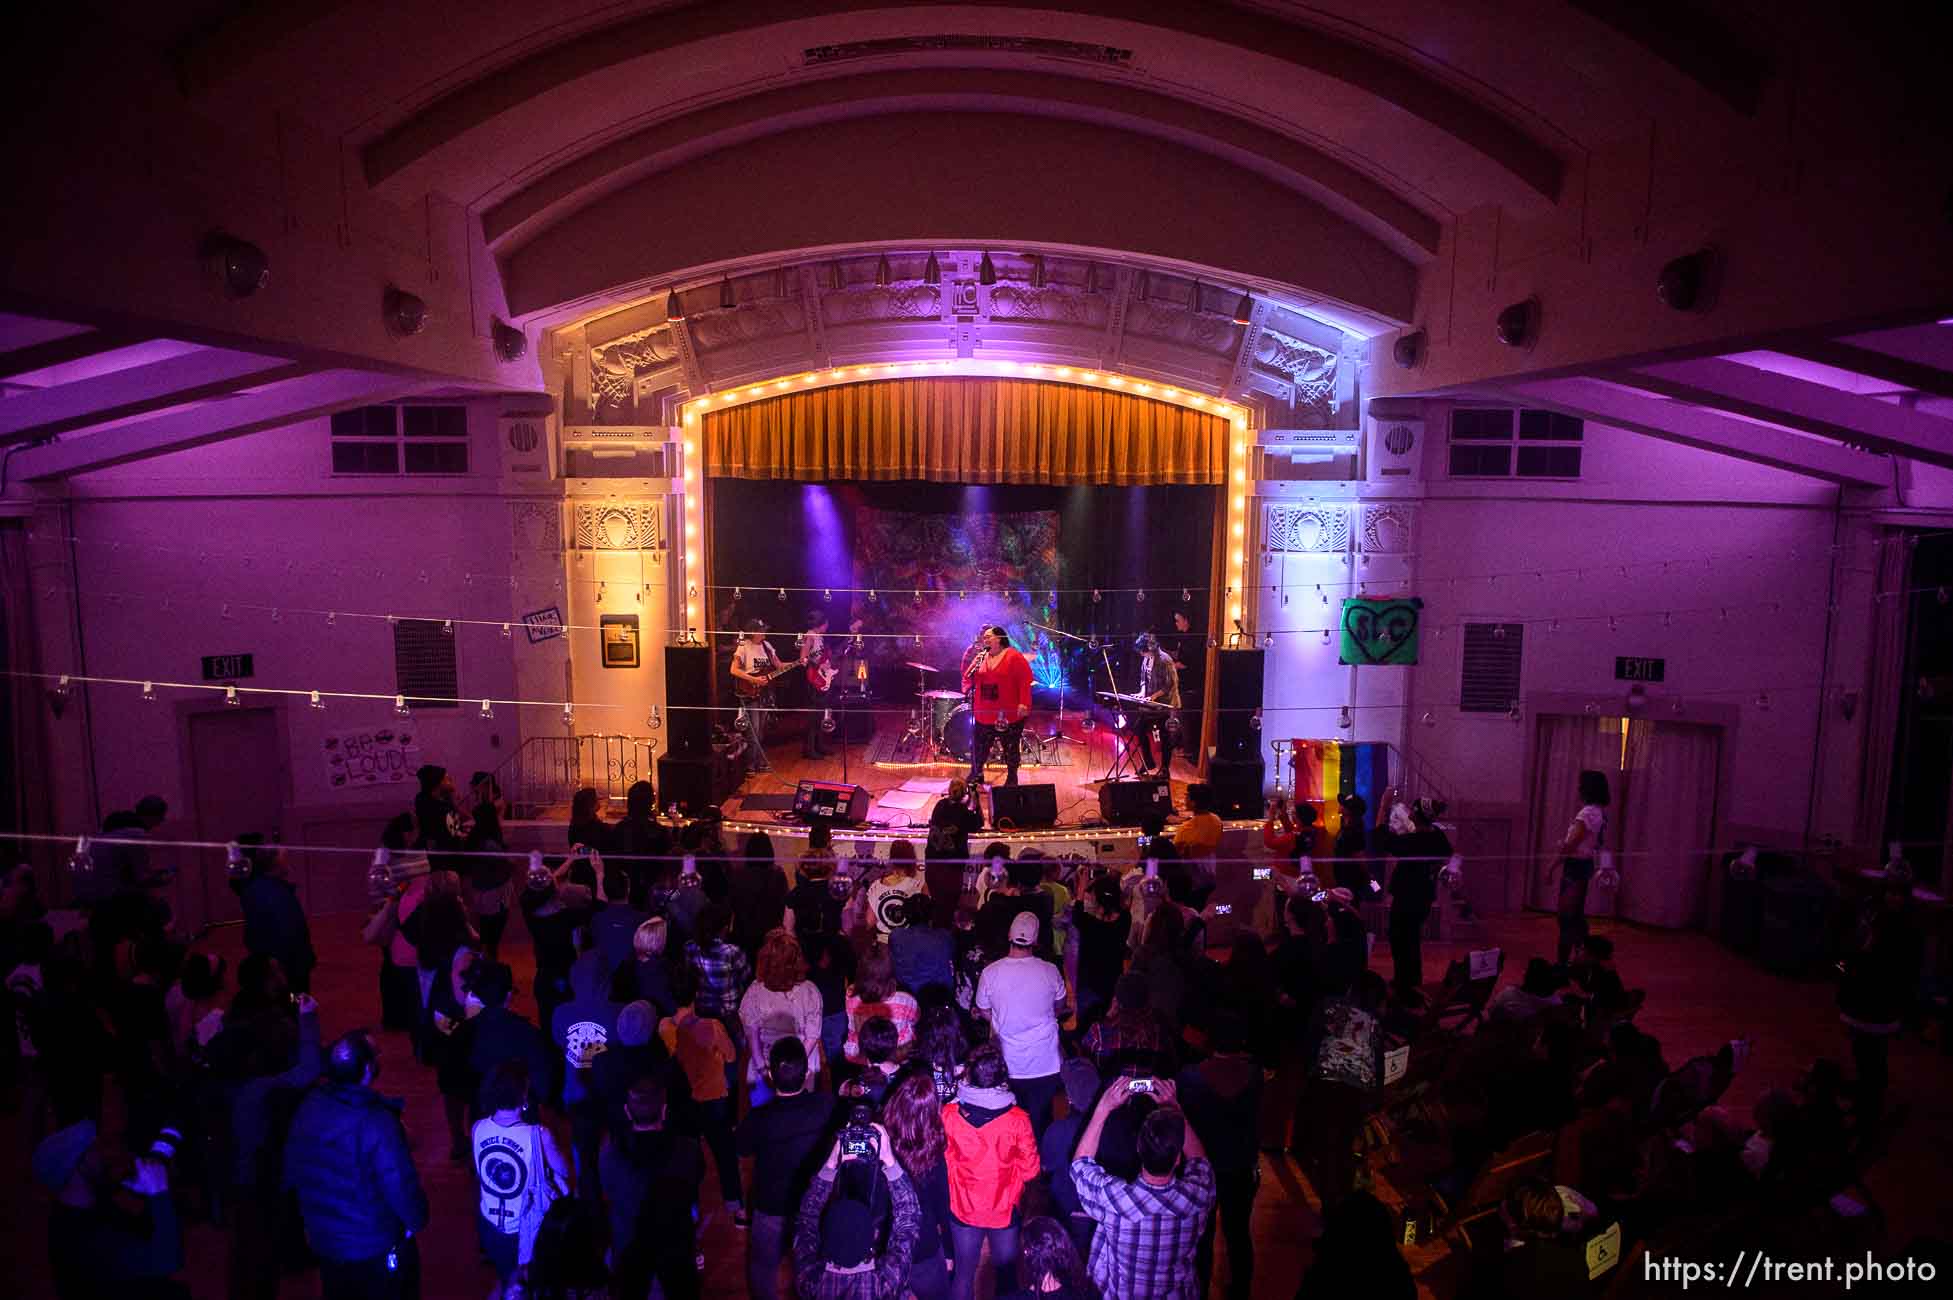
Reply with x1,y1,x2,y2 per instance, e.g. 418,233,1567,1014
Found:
792,1167,920,1300
685,939,751,1018
1071,1155,1216,1300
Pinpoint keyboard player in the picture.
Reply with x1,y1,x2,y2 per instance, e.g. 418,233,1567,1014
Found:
1133,633,1181,777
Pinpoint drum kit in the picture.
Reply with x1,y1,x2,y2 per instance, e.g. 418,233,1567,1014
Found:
898,660,1046,765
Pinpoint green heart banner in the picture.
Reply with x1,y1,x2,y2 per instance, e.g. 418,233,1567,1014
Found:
1339,596,1422,665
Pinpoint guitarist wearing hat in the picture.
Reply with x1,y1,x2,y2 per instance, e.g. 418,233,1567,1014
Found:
731,619,802,774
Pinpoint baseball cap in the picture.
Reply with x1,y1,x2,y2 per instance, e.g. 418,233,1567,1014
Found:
1008,912,1040,947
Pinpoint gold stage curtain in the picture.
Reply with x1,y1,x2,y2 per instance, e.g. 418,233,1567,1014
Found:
703,378,1225,485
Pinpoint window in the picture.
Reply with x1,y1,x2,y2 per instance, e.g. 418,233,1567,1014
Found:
1460,622,1524,713
331,404,469,475
394,618,459,709
1449,408,1582,479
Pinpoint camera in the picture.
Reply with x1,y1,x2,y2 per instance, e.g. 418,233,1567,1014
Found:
1214,903,1233,916
1136,834,1155,849
1128,1077,1156,1094
839,1103,879,1162
1368,878,1382,895
1311,890,1329,904
1252,867,1272,881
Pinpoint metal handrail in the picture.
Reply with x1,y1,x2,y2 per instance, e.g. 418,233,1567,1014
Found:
496,733,662,817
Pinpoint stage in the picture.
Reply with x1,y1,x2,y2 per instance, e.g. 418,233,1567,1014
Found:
719,701,1199,835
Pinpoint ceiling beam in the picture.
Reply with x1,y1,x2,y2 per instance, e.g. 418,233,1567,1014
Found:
0,329,147,383
1768,339,1953,402
1489,377,1890,487
1616,357,1953,470
0,350,307,442
11,370,425,480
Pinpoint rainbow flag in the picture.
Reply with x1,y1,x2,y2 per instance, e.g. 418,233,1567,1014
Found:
1288,740,1391,840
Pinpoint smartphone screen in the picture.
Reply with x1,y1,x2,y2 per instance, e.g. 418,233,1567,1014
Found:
1253,867,1272,881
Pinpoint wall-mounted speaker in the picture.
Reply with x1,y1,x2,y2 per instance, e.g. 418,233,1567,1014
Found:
1365,411,1424,483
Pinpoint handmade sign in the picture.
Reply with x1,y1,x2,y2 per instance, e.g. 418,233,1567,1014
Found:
1338,596,1422,665
321,724,420,790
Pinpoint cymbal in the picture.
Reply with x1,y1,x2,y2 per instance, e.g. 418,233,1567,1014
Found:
903,661,940,673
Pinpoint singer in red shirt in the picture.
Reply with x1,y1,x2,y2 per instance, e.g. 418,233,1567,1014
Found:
963,624,1034,788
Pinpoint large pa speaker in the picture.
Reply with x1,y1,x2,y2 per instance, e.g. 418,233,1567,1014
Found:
1201,757,1266,818
988,783,1058,829
1213,649,1265,760
657,750,737,814
664,644,713,756
792,780,871,825
1098,778,1173,827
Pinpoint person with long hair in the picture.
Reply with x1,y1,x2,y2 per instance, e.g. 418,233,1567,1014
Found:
742,928,826,1083
566,787,609,855
1002,1216,1101,1300
505,1196,609,1300
845,945,919,1063
881,1068,955,1300
916,1003,970,1105
1546,770,1611,966
466,772,515,962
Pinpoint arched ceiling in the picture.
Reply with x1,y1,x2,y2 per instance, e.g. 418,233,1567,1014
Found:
157,0,1789,330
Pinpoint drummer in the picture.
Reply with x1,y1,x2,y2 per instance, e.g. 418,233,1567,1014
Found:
963,625,1034,788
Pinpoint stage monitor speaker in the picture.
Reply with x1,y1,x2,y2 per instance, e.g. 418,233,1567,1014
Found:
664,644,713,756
792,780,871,825
1214,649,1265,759
1201,757,1266,819
1098,778,1173,827
658,750,737,814
988,783,1057,829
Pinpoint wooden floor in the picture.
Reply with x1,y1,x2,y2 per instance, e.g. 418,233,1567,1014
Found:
723,707,1197,829
9,912,1953,1298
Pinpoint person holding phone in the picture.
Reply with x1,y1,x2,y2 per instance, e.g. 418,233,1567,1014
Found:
1069,1076,1215,1300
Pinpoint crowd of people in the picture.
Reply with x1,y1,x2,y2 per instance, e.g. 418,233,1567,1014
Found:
1,763,1934,1299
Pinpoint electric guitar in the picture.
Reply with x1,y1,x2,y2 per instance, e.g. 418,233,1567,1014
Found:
732,655,805,700
806,619,866,692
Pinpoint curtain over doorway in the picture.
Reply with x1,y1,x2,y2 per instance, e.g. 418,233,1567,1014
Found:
1529,713,1723,929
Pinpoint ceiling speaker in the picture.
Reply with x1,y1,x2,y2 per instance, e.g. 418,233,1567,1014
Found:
200,231,269,298
1391,329,1425,369
1495,298,1539,348
383,286,428,338
491,319,527,362
1657,248,1718,312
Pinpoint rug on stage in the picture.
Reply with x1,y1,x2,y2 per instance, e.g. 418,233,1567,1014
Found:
874,788,934,811
863,724,1075,770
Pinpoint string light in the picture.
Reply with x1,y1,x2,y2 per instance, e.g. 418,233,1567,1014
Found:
140,681,156,702
309,691,324,710
479,699,494,719
648,706,663,730
224,686,240,707
501,623,512,637
394,694,409,715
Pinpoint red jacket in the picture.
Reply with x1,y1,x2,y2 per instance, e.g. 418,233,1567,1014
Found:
942,1096,1039,1228
965,648,1033,726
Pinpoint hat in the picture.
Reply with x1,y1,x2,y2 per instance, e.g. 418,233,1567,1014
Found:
1008,912,1040,947
821,1196,876,1268
1114,971,1150,1011
32,1119,97,1192
616,1000,656,1048
416,764,446,792
1061,1056,1101,1112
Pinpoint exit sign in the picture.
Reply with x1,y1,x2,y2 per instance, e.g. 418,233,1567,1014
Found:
201,653,255,681
1615,656,1665,682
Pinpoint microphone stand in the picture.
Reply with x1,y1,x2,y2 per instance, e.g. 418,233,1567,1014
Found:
1025,620,1118,747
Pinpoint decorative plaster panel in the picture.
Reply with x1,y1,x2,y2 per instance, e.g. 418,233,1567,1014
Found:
688,300,806,352
589,326,680,417
1263,504,1351,553
1125,300,1238,354
572,502,666,551
986,284,1104,325
822,283,943,324
1359,503,1417,554
511,502,563,552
